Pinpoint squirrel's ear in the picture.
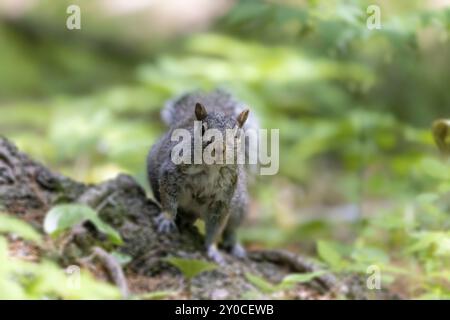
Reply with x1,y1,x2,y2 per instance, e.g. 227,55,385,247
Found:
195,103,207,121
237,109,249,128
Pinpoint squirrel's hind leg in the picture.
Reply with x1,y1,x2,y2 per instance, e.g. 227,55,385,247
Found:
222,211,247,259
204,203,230,265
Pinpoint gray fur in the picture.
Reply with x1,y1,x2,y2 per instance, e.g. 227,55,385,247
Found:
147,90,252,264
163,89,260,174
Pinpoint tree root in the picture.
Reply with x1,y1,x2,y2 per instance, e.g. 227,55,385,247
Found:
90,247,130,299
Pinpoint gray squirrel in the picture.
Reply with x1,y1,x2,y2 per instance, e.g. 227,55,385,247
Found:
147,90,258,264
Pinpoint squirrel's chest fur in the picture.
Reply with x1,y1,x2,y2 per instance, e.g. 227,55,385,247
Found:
178,165,237,215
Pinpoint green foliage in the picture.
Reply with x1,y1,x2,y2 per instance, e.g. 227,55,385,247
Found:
134,290,178,300
0,218,120,299
1,0,450,299
110,251,132,266
246,270,327,294
245,273,278,294
0,213,42,245
165,257,217,280
420,158,450,180
44,204,122,245
408,231,450,257
0,246,120,299
317,240,347,271
279,271,327,288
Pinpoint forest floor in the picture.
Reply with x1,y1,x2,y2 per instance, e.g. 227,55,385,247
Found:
1,137,396,300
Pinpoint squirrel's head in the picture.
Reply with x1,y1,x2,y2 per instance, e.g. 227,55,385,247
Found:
194,102,249,164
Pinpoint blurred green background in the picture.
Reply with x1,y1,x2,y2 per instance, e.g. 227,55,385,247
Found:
1,0,449,298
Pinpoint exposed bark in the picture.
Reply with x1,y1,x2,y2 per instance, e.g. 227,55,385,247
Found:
0,137,391,299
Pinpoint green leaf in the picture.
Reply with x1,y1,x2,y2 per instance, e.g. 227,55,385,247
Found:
407,231,450,257
0,213,42,245
419,158,450,180
246,271,327,293
0,235,120,299
351,247,390,265
111,251,132,266
165,257,217,280
43,204,122,245
245,272,277,294
317,240,345,270
416,193,439,205
280,270,327,287
135,290,178,300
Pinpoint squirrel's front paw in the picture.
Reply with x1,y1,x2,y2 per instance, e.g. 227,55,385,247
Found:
155,212,177,233
230,243,247,259
207,245,226,265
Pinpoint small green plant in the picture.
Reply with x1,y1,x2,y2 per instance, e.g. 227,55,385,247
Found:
165,257,217,298
245,270,327,295
0,213,120,299
0,213,42,244
134,290,178,300
280,271,327,287
44,204,122,245
317,240,348,271
245,273,278,294
111,251,132,266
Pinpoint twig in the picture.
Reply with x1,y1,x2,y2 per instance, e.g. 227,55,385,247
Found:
91,246,130,299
